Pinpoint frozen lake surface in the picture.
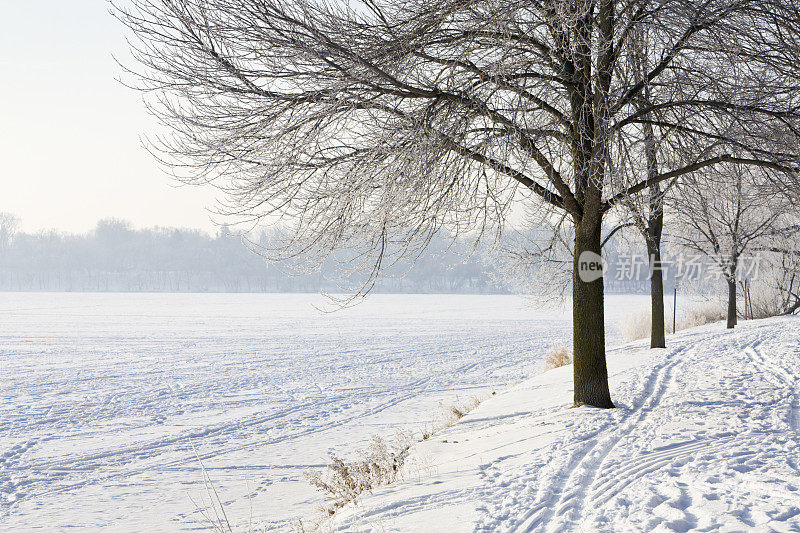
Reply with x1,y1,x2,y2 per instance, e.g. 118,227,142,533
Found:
0,293,644,530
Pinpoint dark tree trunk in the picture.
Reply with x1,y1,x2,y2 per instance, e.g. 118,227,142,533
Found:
645,195,666,348
727,278,737,329
572,219,614,408
647,243,666,347
641,107,666,349
785,298,800,315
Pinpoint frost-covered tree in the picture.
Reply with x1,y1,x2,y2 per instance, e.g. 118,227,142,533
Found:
612,25,675,349
748,224,800,317
0,212,20,252
618,176,673,348
670,166,791,329
116,0,800,407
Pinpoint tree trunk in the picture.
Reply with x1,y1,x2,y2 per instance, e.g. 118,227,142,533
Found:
642,109,666,348
785,298,800,315
726,278,737,329
645,199,666,348
572,219,614,408
647,243,667,347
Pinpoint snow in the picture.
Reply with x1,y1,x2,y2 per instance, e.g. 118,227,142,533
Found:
6,292,782,532
0,292,643,531
329,316,800,532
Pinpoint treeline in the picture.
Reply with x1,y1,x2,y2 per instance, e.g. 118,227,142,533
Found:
0,219,503,293
0,217,662,294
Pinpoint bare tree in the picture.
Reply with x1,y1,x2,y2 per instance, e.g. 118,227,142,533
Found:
669,166,790,328
115,0,800,407
0,212,20,253
749,229,800,316
615,110,673,348
612,25,676,349
750,254,800,317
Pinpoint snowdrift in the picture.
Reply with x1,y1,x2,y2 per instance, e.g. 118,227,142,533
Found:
328,316,800,532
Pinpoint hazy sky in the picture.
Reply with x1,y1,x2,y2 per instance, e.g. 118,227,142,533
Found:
0,1,219,234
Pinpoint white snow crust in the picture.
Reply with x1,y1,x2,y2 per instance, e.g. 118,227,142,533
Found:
1,293,638,531
6,292,787,532
330,316,800,532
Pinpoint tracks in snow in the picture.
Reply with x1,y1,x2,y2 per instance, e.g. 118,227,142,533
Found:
513,346,689,532
516,334,800,532
2,374,438,507
744,342,800,437
587,436,734,510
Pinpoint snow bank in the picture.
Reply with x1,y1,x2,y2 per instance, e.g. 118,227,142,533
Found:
328,316,800,532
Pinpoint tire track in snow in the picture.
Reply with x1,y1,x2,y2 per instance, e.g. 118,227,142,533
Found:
744,342,799,437
581,335,779,511
587,436,735,509
14,373,437,473
0,439,40,507
191,375,437,463
793,397,800,437
512,346,688,532
3,340,496,513
3,375,439,507
6,397,337,472
1,293,576,530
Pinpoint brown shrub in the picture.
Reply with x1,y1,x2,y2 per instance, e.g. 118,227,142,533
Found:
543,346,572,370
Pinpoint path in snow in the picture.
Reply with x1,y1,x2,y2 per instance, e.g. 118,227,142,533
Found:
331,316,800,532
0,293,643,531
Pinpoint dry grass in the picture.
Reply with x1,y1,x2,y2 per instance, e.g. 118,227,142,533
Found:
448,405,467,420
744,283,792,319
543,345,573,370
189,448,250,533
621,301,727,342
304,434,411,518
680,301,727,328
443,396,481,424
194,392,493,532
303,394,486,527
620,311,654,343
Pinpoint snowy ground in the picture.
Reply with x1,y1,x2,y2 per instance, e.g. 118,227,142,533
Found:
329,315,800,532
0,292,648,531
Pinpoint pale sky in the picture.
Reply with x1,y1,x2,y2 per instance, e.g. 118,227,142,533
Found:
0,1,220,234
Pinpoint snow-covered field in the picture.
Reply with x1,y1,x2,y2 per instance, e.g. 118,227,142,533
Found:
0,292,645,531
331,315,800,532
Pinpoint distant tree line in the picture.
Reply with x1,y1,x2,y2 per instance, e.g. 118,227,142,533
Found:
0,217,514,293
0,214,664,294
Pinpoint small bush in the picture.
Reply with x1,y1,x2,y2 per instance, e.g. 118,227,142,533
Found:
543,345,573,370
448,405,466,420
746,282,795,319
304,435,409,516
303,395,486,525
749,297,784,319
